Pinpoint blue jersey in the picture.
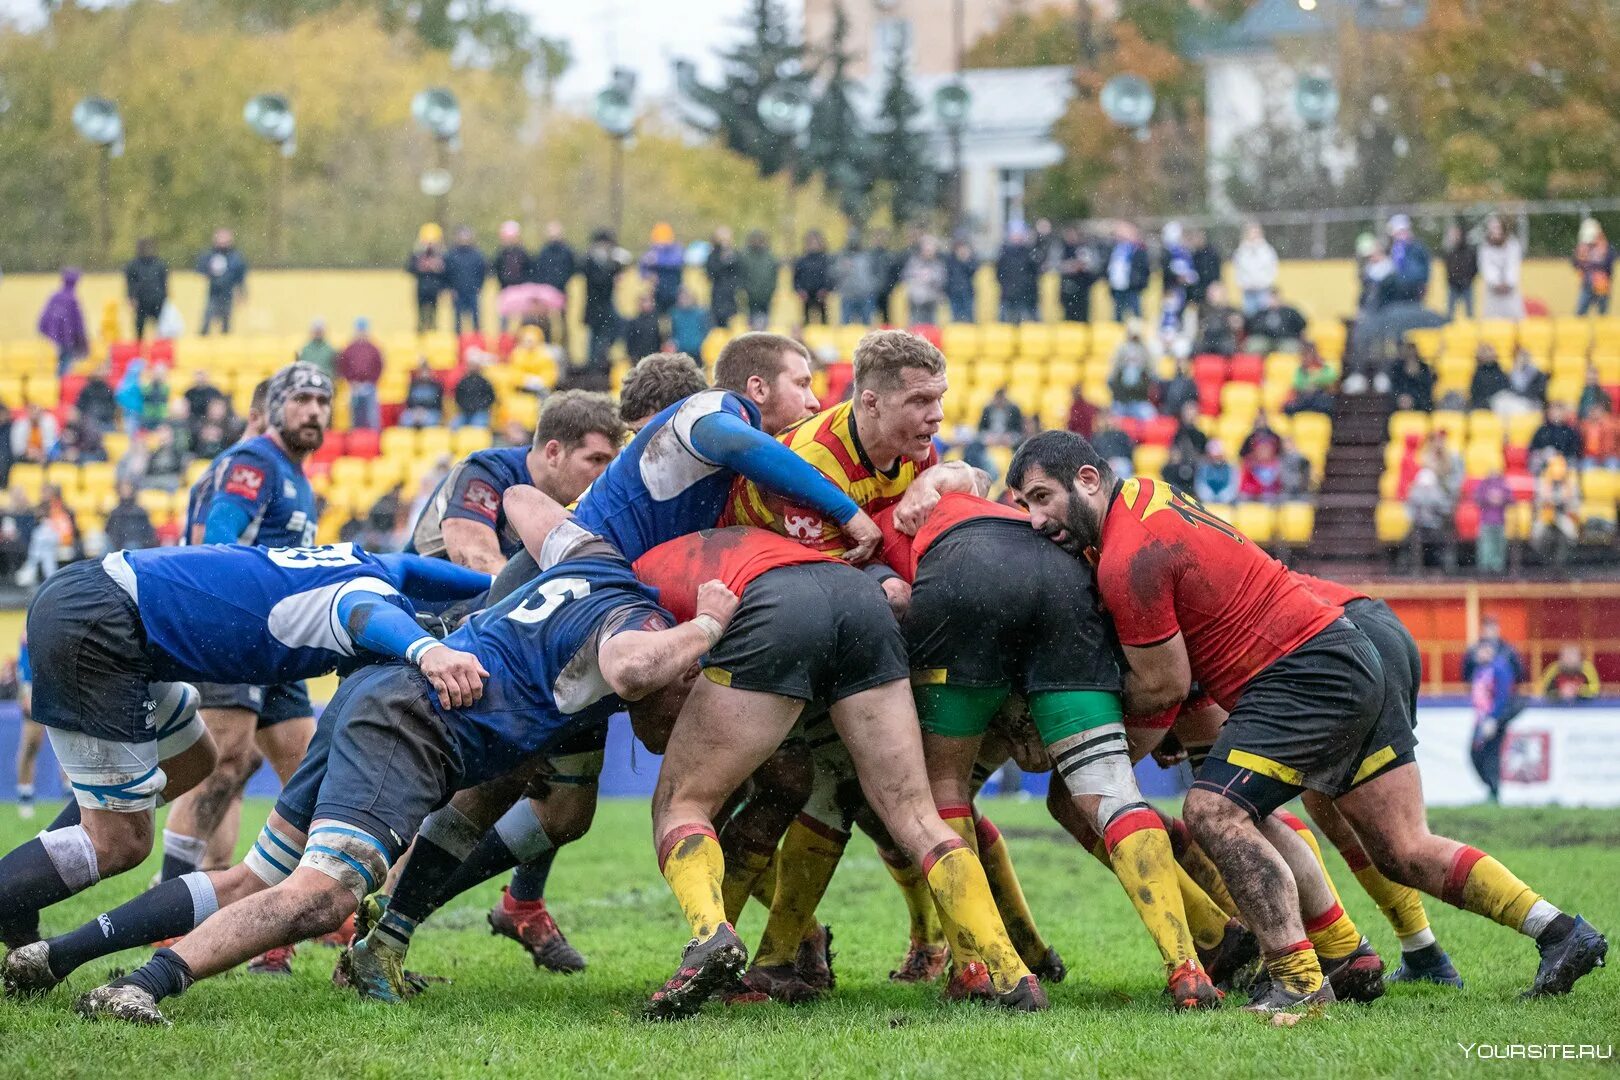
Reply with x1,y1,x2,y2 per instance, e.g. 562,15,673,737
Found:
572,390,759,563
16,639,30,686
102,543,415,685
406,446,532,560
183,436,249,543
205,435,318,547
439,551,668,787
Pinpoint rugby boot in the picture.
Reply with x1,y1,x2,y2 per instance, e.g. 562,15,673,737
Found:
1525,916,1607,998
1167,958,1224,1010
1244,976,1336,1013
246,944,295,976
889,940,948,983
1198,919,1260,990
644,923,748,1021
337,939,407,1004
995,974,1049,1012
1321,937,1386,1003
2,941,60,997
741,962,822,1004
488,888,586,973
794,923,835,990
1030,944,1068,984
75,983,170,1027
1386,943,1463,988
317,911,356,948
943,961,995,1003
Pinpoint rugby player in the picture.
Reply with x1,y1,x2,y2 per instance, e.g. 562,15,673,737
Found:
157,365,331,947
0,541,491,997
12,636,40,822
633,526,1048,1017
1008,431,1608,1007
69,488,729,1026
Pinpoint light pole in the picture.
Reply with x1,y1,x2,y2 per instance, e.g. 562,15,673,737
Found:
72,97,123,265
244,93,296,263
594,69,637,238
757,82,813,248
933,82,971,235
412,87,461,231
1100,73,1155,141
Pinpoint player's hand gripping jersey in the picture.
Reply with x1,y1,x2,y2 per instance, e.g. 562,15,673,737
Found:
407,446,534,560
1096,479,1341,709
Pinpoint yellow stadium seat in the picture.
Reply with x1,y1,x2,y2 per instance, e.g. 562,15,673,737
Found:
367,456,406,490
23,377,59,409
1292,412,1331,453
1261,382,1291,414
380,427,418,459
1388,410,1430,442
500,394,542,428
45,462,80,495
137,489,173,524
8,463,43,499
329,457,366,489
1016,323,1053,360
453,426,493,456
1582,469,1619,505
801,324,836,357
1219,382,1261,421
1053,322,1089,360
1505,412,1541,448
979,323,1015,360
1435,357,1473,395
1467,410,1503,446
940,323,980,362
968,361,1010,390
697,329,730,367
1547,377,1582,406
1232,503,1275,544
417,427,452,459
1202,503,1234,526
1464,440,1505,477
1406,328,1442,359
1506,501,1533,542
1006,383,1041,415
1551,354,1589,383
985,445,1014,481
1277,502,1314,543
1045,356,1083,385
1376,501,1410,543
1081,377,1111,408
80,461,117,497
1217,416,1252,451
1554,316,1593,352
1518,317,1553,355
1133,445,1169,478
1379,469,1401,499
0,377,22,410
103,432,129,462
1430,410,1467,444
835,324,869,359
1444,320,1480,350
1089,322,1124,359
1593,318,1620,351
1009,360,1043,388
1039,389,1072,426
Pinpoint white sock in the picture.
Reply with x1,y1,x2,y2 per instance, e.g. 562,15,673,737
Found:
1521,899,1562,939
1397,926,1436,952
40,825,101,890
162,829,207,871
17,784,33,800
493,800,553,863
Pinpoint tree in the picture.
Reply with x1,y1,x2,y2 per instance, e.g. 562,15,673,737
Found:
803,3,875,224
677,0,808,179
871,30,934,226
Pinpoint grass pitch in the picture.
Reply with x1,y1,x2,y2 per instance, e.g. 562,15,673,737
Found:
1,799,1614,1079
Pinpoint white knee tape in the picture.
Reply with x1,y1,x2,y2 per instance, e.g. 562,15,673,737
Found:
417,804,483,861
541,750,605,786
800,740,857,833
40,825,101,891
151,682,203,759
1048,723,1144,824
301,820,389,903
494,799,554,862
246,821,306,886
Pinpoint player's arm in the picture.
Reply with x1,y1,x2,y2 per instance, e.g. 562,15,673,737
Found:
862,561,910,619
891,461,990,536
441,520,506,575
439,461,515,574
375,553,493,603
599,580,740,701
1121,634,1193,718
335,587,489,709
687,412,881,562
202,452,271,543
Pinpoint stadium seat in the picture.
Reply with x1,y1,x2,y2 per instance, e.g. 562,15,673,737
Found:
1467,411,1503,446
1583,469,1620,505
1430,410,1467,444
980,323,1015,360
1232,503,1275,544
1406,327,1442,358
329,457,366,490
380,427,418,459
1277,502,1314,544
1192,354,1227,382
835,324,869,358
1016,322,1054,360
1465,440,1505,477
1505,412,1542,447
940,323,980,362
1202,503,1234,526
1291,412,1331,453
1554,316,1593,352
1453,499,1481,543
453,426,493,456
1053,322,1089,360
1132,445,1168,479
1506,500,1533,541
1219,382,1260,422
417,427,453,460
1089,322,1124,359
1375,501,1410,543
1229,354,1263,384
1581,499,1617,528
1388,410,1430,442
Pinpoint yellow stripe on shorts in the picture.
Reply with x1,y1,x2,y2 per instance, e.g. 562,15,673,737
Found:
1225,749,1304,787
703,668,733,687
1351,745,1396,786
910,668,949,686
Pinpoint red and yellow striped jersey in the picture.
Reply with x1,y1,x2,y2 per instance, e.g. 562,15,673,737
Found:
723,399,939,557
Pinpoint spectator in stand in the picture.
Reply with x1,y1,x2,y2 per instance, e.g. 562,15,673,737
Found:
1107,321,1157,422
641,222,685,316
1193,282,1242,357
38,268,87,376
1467,639,1519,802
407,223,448,332
445,226,489,334
1158,221,1197,334
1279,438,1311,498
1105,221,1151,322
10,404,59,465
1530,453,1580,565
182,369,226,433
995,224,1042,325
670,287,711,357
705,226,742,330
115,361,146,437
1065,386,1097,438
355,484,407,552
740,230,779,330
139,365,170,432
793,230,834,326
400,360,445,429
195,228,248,335
338,317,384,431
191,411,231,459
77,365,118,434
1232,222,1278,317
143,423,188,492
1238,438,1283,503
1479,215,1525,321
1188,229,1221,311
946,238,980,323
1195,438,1239,503
834,232,881,325
296,318,338,379
1285,344,1338,415
493,221,533,299
582,229,630,372
1530,402,1583,470
1387,341,1437,411
1404,466,1456,572
623,292,665,360
124,238,169,341
1577,366,1611,422
1442,222,1479,320
1473,468,1511,574
1582,394,1619,468
1031,217,1058,270
495,418,530,449
1244,288,1307,354
978,388,1025,448
531,222,578,343
1539,644,1600,702
1426,428,1465,504
1162,445,1198,492
1380,214,1432,307
1056,225,1099,323
104,479,158,551
1091,413,1136,478
1573,217,1615,316
874,230,906,325
0,490,36,582
1500,349,1549,418
903,235,947,325
1394,432,1425,500
453,354,496,429
1469,344,1511,410
19,485,78,585
1171,401,1207,459
1161,362,1200,420
1239,413,1282,462
47,410,104,465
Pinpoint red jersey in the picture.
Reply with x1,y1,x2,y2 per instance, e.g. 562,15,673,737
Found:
1097,478,1342,709
1291,571,1369,608
875,492,1029,584
631,527,837,623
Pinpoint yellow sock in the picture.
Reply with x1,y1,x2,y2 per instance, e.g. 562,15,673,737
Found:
1276,811,1344,908
1178,840,1240,917
752,817,847,968
1304,902,1363,961
938,804,978,852
1446,847,1541,931
1176,864,1232,952
975,816,1051,967
722,844,776,925
924,844,1032,995
658,825,727,942
1104,807,1199,973
1266,942,1324,995
880,851,944,946
1342,842,1433,947
749,852,779,910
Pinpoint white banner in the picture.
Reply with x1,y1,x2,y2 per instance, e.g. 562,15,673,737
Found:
1415,705,1620,808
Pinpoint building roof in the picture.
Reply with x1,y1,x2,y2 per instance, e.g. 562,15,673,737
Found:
1199,0,1427,55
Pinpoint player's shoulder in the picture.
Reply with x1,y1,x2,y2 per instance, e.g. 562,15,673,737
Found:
465,445,528,476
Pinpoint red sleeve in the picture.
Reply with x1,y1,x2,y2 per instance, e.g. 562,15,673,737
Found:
871,505,916,584
1099,525,1182,648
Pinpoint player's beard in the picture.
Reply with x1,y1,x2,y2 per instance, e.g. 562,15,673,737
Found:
1047,492,1102,556
281,420,325,453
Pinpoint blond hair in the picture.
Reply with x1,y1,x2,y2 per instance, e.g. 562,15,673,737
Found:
853,329,946,394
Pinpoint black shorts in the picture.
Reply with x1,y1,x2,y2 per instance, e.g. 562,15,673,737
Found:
906,519,1122,695
703,562,908,705
26,560,155,743
1343,597,1421,782
274,664,462,861
1203,619,1384,809
195,680,313,728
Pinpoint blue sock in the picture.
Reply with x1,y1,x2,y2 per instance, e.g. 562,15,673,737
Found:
110,947,194,1003
47,873,217,981
0,838,78,926
386,835,468,926
46,800,82,831
433,830,523,911
509,849,556,903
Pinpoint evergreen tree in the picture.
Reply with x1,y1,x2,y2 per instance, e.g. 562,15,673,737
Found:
678,0,808,178
804,3,875,224
872,29,934,225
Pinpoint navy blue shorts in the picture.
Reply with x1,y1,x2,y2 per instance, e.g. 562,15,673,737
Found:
196,680,313,729
25,560,154,743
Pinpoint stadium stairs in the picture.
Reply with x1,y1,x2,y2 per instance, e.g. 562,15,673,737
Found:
1298,390,1396,571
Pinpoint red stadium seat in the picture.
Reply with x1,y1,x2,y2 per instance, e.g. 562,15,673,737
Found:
346,428,380,459
1141,414,1178,446
304,459,332,482
311,433,344,464
496,332,517,358
458,333,488,359
1454,500,1480,542
912,325,943,349
1115,417,1145,443
380,404,404,428
822,362,853,407
1196,377,1224,415
1504,445,1530,472
1229,354,1263,383
149,339,175,363
1192,354,1227,382
59,375,87,408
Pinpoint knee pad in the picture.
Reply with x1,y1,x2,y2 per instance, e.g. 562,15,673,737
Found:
245,820,306,886
39,824,102,891
801,741,858,834
152,682,205,759
495,799,553,862
417,804,483,862
300,819,389,902
542,750,606,788
1047,723,1142,823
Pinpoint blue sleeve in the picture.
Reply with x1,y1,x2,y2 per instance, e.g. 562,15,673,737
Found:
336,592,440,664
376,553,493,603
204,446,275,542
688,412,860,525
203,500,255,544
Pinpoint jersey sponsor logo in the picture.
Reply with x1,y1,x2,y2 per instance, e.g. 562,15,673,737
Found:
267,543,360,569
462,479,501,523
224,463,265,500
783,510,823,541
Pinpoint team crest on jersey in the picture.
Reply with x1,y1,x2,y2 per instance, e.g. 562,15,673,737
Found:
783,510,823,541
462,479,501,522
224,464,265,500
